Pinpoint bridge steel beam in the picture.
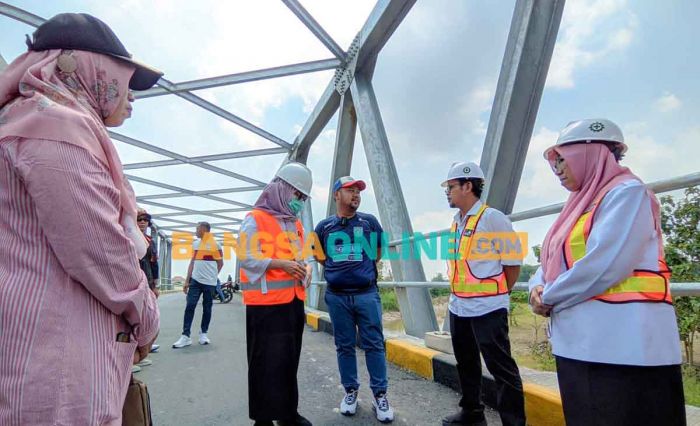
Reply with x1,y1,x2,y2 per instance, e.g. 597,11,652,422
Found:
111,132,266,187
281,0,346,61
479,0,565,214
300,201,322,309
289,0,418,162
125,174,253,209
351,73,438,337
134,59,340,99
137,200,246,224
157,78,293,149
123,147,287,170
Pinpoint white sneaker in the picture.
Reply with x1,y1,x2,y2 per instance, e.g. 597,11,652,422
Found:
131,365,141,373
340,389,358,416
172,335,192,348
199,333,210,345
372,393,394,423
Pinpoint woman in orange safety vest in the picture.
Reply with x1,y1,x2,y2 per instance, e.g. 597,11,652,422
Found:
237,162,314,426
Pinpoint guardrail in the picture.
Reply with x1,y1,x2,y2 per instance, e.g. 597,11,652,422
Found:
310,281,700,296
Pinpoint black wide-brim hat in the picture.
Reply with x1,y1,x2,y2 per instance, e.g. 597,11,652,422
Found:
27,13,163,91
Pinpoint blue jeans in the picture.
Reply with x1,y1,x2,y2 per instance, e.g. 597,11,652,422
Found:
324,289,388,396
215,280,225,300
182,279,214,337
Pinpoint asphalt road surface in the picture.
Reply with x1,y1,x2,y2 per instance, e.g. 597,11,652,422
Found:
136,293,502,426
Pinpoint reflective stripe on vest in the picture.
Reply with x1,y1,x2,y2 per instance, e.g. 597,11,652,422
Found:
564,194,672,305
240,209,306,306
448,204,509,298
241,279,297,293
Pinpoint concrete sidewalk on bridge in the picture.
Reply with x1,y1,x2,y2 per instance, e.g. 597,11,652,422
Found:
135,293,501,425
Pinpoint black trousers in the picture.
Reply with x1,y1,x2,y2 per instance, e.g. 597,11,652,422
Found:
556,356,686,426
450,308,526,426
246,298,305,422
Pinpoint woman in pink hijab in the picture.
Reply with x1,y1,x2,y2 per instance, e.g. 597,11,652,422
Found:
528,119,684,425
0,13,162,425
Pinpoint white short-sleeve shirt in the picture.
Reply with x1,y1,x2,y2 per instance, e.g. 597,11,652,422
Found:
191,239,222,286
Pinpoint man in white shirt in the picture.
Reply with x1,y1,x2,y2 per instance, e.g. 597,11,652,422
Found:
441,162,525,426
173,222,224,348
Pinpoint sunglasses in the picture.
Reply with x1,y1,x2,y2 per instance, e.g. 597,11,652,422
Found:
137,217,150,222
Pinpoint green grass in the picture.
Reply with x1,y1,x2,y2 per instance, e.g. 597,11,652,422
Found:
510,290,529,304
683,366,700,406
379,288,399,312
430,287,451,298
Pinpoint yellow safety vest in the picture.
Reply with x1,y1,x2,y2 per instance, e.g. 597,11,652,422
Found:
448,204,509,298
564,190,672,304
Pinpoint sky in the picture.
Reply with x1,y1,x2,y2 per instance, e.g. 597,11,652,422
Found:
1,0,698,281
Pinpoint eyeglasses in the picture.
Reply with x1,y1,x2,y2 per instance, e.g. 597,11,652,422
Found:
137,217,149,222
445,183,462,194
294,190,308,202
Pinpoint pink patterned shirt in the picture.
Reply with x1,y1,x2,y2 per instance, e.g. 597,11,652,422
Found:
0,138,159,425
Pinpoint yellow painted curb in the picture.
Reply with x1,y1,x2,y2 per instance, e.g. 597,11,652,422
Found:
385,339,440,380
523,382,565,426
306,312,320,331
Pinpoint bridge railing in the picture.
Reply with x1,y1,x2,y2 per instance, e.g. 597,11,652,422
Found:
311,280,700,297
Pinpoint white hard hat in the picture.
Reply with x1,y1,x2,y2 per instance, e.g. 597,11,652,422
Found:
441,161,484,187
544,118,627,159
276,162,313,196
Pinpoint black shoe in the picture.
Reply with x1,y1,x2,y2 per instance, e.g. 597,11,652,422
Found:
254,422,274,426
276,413,312,426
442,410,487,426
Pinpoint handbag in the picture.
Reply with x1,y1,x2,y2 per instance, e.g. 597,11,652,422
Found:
122,374,153,426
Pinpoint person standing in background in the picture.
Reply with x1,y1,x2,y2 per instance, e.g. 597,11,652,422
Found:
136,207,161,359
172,221,223,348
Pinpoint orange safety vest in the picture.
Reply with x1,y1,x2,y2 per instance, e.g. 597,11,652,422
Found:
240,209,306,306
564,190,672,304
448,204,509,298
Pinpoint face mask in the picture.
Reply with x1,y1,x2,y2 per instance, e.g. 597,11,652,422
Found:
288,198,304,216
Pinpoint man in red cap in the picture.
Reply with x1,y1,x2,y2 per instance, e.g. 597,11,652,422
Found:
313,177,394,423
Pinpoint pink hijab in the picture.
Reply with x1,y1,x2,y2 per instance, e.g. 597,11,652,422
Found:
0,49,146,257
540,143,662,283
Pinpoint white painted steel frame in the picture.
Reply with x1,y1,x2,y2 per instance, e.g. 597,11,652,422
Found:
0,1,334,241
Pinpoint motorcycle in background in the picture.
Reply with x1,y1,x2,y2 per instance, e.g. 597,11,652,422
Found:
213,279,239,304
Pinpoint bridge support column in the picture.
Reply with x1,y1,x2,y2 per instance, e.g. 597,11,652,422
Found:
301,201,322,309
438,0,565,333
308,92,359,311
351,73,438,337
